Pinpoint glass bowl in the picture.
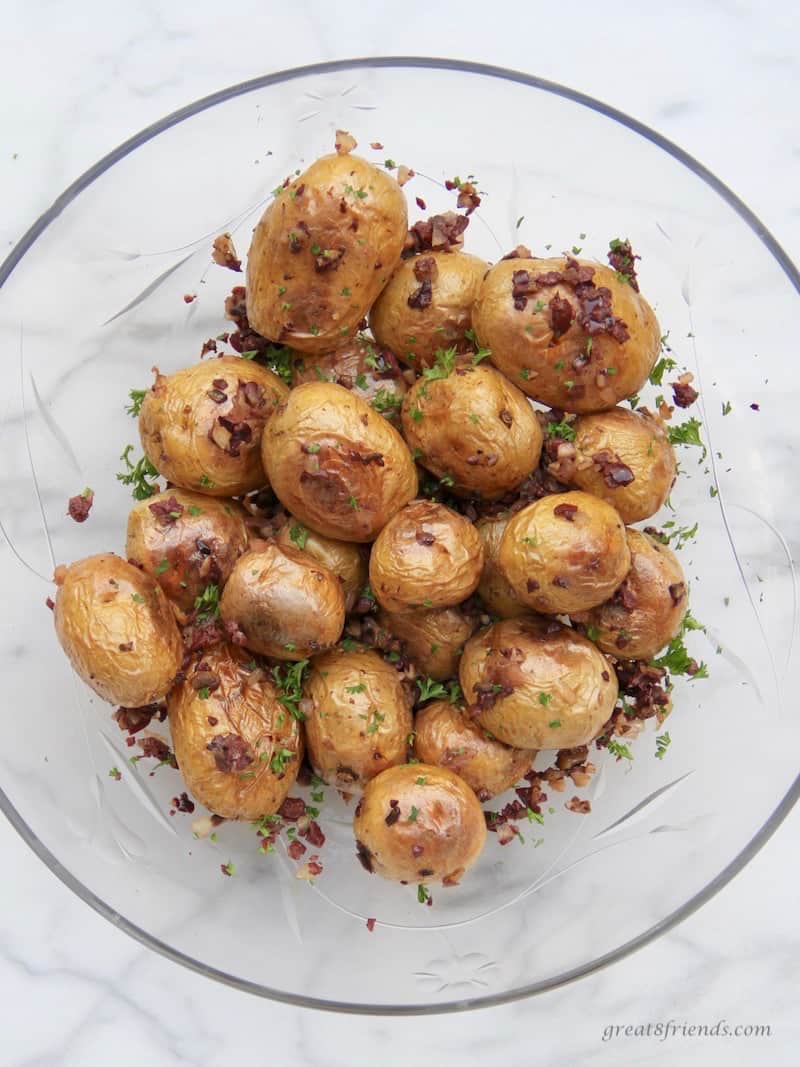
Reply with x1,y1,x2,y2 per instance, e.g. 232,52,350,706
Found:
0,58,797,1014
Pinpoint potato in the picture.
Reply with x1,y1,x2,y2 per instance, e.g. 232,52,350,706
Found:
353,764,487,885
472,257,659,413
401,362,542,499
475,514,527,619
126,490,248,614
498,491,630,614
276,519,367,613
168,644,303,819
53,554,182,707
139,356,288,496
377,604,478,681
414,700,535,800
369,500,484,613
459,617,618,750
370,251,488,370
302,648,413,790
556,407,676,523
577,529,687,660
219,543,345,660
246,153,408,352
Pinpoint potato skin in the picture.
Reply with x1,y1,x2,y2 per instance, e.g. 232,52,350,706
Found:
125,490,248,614
472,258,659,413
401,363,543,499
139,356,288,496
353,764,487,884
303,648,413,790
414,700,535,799
475,515,527,619
560,407,676,523
370,251,488,369
459,617,618,750
276,520,367,613
261,381,418,542
168,644,303,820
369,500,484,613
577,529,687,660
53,554,182,707
377,605,478,681
219,543,345,660
246,154,408,352
498,491,630,614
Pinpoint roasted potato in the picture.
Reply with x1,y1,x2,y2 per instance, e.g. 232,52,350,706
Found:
219,542,345,660
139,356,288,496
472,257,659,413
377,604,478,681
498,491,630,614
555,407,676,523
370,251,488,370
576,528,687,660
53,554,182,707
475,514,527,619
353,764,487,885
459,617,618,750
261,381,418,542
414,700,535,800
126,490,249,615
302,648,413,790
276,519,367,613
369,499,484,613
246,152,408,352
400,362,543,499
168,644,303,819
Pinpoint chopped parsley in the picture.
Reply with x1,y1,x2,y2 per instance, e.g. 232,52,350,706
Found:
125,388,147,417
527,808,544,824
188,505,203,516
366,708,385,735
270,747,295,775
607,739,633,761
655,732,671,760
199,474,216,489
722,401,732,416
415,776,428,786
371,389,402,416
348,495,360,511
408,806,419,822
649,355,677,386
346,682,367,694
538,692,552,706
194,583,220,619
417,883,430,904
586,625,599,642
422,346,458,383
548,720,562,729
154,558,170,575
131,593,146,604
668,417,706,458
271,659,310,720
289,523,309,550
545,419,576,441
417,676,447,702
117,445,160,500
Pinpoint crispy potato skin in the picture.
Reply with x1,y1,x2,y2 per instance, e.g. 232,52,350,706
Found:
472,258,659,412
369,500,484,613
401,363,543,499
53,554,182,706
276,520,367,613
377,605,478,681
262,382,418,542
353,763,487,884
303,648,413,790
459,617,618,750
577,529,687,660
414,700,535,799
139,356,288,496
498,491,630,614
475,515,527,619
370,251,488,369
561,407,677,523
219,543,345,660
168,644,302,820
126,490,248,614
246,154,408,352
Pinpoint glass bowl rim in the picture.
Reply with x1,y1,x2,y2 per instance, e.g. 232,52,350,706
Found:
1,55,798,1015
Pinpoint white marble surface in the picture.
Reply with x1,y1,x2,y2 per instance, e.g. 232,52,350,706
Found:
1,1,798,1063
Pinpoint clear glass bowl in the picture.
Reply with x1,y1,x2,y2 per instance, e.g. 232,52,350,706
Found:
0,58,797,1013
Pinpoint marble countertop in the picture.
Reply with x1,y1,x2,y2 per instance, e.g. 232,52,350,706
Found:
1,2,798,1063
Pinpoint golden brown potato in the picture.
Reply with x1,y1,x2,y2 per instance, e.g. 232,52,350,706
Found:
370,251,488,370
246,153,408,352
353,764,487,885
302,648,413,790
125,490,248,614
276,520,367,613
577,529,687,660
472,257,659,413
459,617,618,750
369,499,484,613
138,356,288,497
168,644,303,819
377,605,478,681
475,514,527,619
219,543,345,660
414,700,535,800
498,491,630,614
400,362,543,499
53,554,182,707
261,382,418,542
555,407,677,523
